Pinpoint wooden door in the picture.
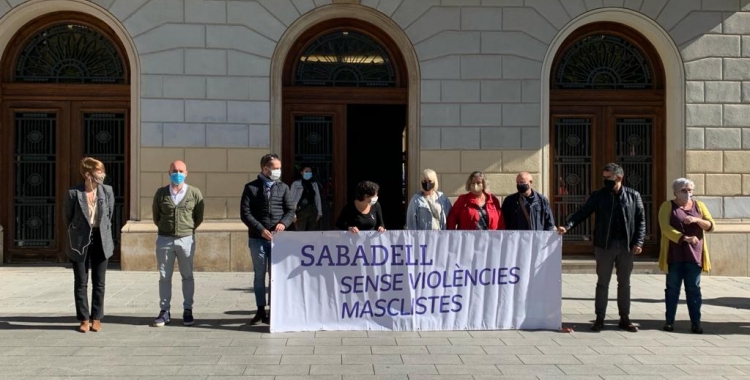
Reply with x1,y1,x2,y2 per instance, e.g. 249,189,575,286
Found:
551,106,663,256
2,101,129,262
2,101,69,261
282,104,347,230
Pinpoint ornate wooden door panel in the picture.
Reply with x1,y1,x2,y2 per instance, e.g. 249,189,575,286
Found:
551,106,663,256
11,111,61,257
2,101,128,262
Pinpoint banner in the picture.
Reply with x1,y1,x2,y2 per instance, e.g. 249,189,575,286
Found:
270,230,562,332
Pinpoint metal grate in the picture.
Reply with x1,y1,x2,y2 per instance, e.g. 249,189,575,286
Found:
83,113,126,250
13,113,57,248
616,118,654,241
554,34,652,90
553,118,593,242
14,24,125,84
294,116,334,229
295,30,397,87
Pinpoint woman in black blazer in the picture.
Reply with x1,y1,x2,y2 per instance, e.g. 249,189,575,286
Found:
64,157,115,333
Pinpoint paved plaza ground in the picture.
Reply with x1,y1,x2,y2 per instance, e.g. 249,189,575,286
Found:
1,266,750,380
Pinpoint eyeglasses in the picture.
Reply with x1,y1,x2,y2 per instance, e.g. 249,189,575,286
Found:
679,189,694,193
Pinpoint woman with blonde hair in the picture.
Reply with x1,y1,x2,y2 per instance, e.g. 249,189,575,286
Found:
658,178,715,334
405,169,452,230
65,157,115,333
447,171,505,230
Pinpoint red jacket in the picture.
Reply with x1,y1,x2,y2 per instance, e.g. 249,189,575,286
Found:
447,192,506,230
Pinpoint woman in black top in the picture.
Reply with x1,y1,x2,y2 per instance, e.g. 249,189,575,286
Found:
336,181,386,233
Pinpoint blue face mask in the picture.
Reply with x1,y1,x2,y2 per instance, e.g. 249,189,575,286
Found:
303,172,313,180
170,172,186,185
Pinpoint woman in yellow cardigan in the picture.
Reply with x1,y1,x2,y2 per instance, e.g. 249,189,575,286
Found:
658,178,715,334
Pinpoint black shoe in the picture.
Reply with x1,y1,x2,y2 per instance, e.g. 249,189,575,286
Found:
591,317,604,332
663,323,674,332
691,323,703,334
183,309,195,326
250,309,266,325
618,318,638,333
262,309,270,325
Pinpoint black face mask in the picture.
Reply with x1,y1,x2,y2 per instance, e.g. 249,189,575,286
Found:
604,179,617,191
421,181,435,192
516,184,530,193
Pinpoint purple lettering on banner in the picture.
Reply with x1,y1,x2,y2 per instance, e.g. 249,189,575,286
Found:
419,245,434,265
479,268,492,285
317,245,332,266
391,245,404,265
510,267,521,284
300,245,315,266
426,271,441,289
452,268,464,287
336,245,350,266
409,272,423,289
352,245,367,266
371,245,388,266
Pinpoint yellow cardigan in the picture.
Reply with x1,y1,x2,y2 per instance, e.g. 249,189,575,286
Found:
658,200,715,273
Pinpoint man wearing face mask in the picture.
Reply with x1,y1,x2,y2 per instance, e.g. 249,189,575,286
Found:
501,172,555,231
152,160,205,327
240,154,296,325
557,163,646,333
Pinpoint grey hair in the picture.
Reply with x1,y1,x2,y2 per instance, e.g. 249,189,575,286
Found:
671,178,695,193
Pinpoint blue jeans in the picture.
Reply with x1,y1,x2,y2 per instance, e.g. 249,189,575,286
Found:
249,238,272,309
665,262,702,325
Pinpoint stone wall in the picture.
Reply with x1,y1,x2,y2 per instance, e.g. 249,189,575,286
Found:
1,0,749,272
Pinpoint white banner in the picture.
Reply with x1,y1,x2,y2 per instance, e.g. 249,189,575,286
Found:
270,230,562,332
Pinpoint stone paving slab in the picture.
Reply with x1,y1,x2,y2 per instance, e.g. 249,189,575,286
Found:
0,267,750,379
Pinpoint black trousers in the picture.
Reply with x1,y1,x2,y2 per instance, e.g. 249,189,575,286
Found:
71,229,108,321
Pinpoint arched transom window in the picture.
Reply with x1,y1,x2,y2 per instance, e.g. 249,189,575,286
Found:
295,30,396,87
554,34,652,90
14,23,126,84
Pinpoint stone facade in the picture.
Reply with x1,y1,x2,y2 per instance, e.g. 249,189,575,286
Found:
0,0,749,274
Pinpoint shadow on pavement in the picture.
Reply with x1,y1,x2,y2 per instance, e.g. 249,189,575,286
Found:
0,314,271,334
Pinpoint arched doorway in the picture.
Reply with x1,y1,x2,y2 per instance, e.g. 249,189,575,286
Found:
550,22,666,256
282,18,408,230
0,12,130,262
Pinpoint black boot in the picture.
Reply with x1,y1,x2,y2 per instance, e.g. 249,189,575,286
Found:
250,308,267,325
591,316,604,332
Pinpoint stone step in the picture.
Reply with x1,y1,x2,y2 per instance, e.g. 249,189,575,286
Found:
562,257,661,274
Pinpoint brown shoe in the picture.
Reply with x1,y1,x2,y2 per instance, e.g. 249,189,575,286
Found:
91,320,102,332
77,320,89,333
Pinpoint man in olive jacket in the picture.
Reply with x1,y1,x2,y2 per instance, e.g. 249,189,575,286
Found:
151,160,204,327
558,163,645,333
240,153,295,325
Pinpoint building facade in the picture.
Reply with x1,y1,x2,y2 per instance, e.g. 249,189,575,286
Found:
0,0,748,275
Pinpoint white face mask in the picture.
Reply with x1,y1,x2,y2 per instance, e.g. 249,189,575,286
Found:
369,196,378,205
677,191,692,203
471,183,483,193
269,169,281,181
89,173,105,185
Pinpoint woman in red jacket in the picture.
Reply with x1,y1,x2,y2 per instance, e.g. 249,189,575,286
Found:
447,171,505,230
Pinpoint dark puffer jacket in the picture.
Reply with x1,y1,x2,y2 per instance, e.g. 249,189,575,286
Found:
240,175,295,239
